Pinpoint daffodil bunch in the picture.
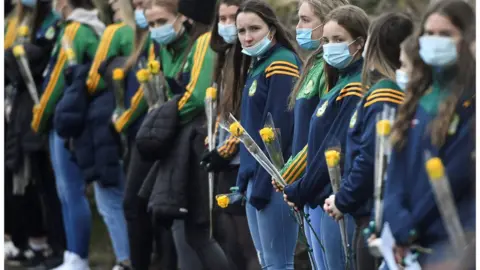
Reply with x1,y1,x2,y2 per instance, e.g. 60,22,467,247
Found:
12,44,40,104
372,105,396,236
111,68,126,123
425,153,467,255
136,68,157,108
147,59,167,104
259,114,285,170
215,187,245,209
17,25,29,44
220,114,286,188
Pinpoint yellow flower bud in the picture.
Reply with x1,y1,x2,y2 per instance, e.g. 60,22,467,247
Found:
259,127,275,143
113,68,125,81
376,120,391,136
13,45,25,57
18,26,29,37
65,48,75,61
206,87,217,100
136,69,150,83
425,157,445,181
216,195,230,208
148,60,160,74
229,122,244,137
325,150,341,168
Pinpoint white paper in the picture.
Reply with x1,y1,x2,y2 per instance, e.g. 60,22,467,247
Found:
380,223,399,270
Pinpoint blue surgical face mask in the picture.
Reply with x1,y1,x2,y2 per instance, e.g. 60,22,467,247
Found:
21,0,37,8
419,36,458,67
150,19,179,45
242,31,272,57
135,9,148,29
395,69,409,91
218,23,237,44
323,40,358,69
296,24,322,51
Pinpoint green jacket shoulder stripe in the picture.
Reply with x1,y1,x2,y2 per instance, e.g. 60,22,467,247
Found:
87,23,128,94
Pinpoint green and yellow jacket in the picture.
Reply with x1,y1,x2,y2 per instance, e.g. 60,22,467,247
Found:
86,22,134,94
31,21,100,133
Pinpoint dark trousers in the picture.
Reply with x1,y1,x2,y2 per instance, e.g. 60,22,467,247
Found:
213,169,260,270
354,217,377,270
5,151,66,252
123,142,177,270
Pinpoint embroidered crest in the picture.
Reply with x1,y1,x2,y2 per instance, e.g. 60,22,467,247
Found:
45,26,55,40
248,80,257,97
316,101,328,117
349,110,358,128
448,114,460,135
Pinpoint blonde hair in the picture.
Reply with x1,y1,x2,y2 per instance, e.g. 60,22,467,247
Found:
118,0,135,28
288,0,350,109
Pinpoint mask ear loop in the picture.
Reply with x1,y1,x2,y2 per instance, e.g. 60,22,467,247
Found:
310,23,324,42
344,37,363,67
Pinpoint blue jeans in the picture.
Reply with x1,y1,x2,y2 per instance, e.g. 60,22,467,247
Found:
320,209,355,270
304,205,327,269
49,131,130,261
246,181,298,269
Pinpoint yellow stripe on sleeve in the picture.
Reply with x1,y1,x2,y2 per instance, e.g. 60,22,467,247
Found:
336,85,365,101
32,23,81,132
267,61,298,70
178,33,211,110
5,17,18,49
114,88,144,133
265,71,300,78
282,146,308,181
367,88,405,100
364,97,404,107
87,23,123,94
265,65,299,74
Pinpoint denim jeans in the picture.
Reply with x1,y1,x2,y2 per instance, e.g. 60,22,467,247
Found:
246,181,298,270
93,178,130,262
49,131,130,261
320,209,355,270
304,205,327,269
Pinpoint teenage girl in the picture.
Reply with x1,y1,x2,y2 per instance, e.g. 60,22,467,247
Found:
283,5,369,269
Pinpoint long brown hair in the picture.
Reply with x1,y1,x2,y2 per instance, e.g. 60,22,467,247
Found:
288,0,350,110
390,0,475,149
210,0,244,118
360,12,413,90
229,0,299,115
322,5,369,91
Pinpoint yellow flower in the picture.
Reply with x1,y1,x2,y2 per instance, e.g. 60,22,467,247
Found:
325,150,341,168
18,25,29,37
376,120,391,136
148,60,160,74
13,45,25,57
136,69,150,83
216,195,230,208
113,68,125,81
65,48,75,61
425,157,445,181
259,127,275,143
206,87,217,100
229,122,244,137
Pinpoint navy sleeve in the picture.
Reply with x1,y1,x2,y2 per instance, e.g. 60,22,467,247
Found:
382,146,415,245
335,101,399,214
284,93,362,209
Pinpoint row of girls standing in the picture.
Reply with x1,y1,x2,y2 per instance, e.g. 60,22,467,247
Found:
202,0,475,270
24,0,133,269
